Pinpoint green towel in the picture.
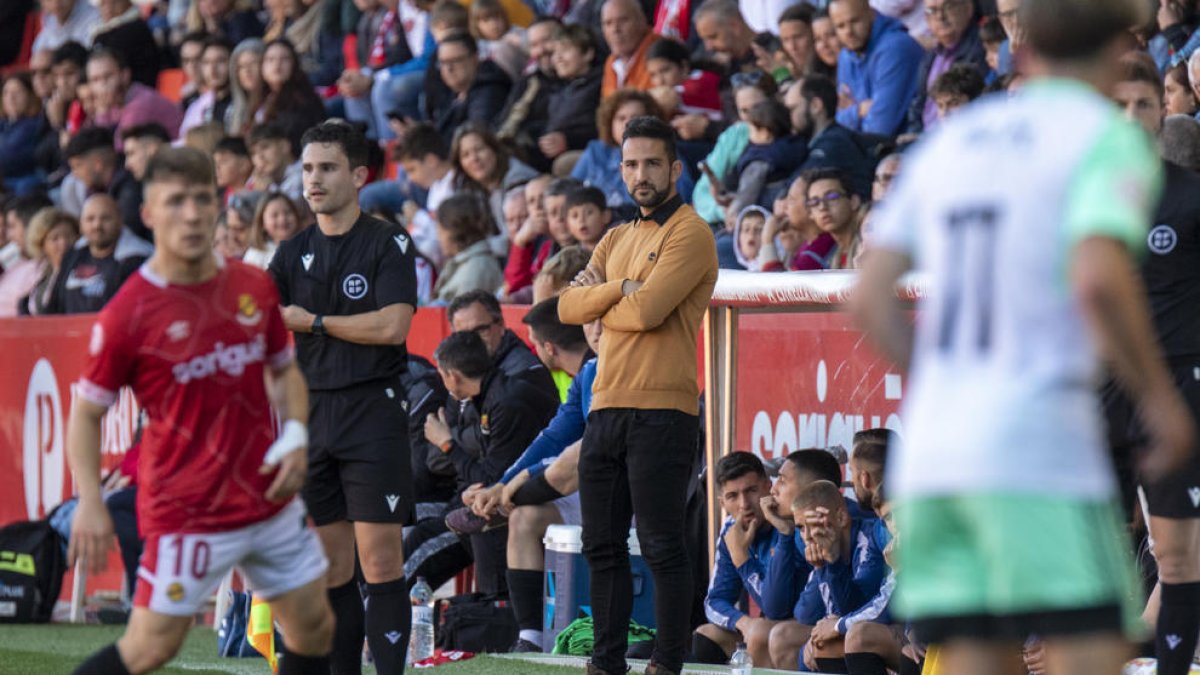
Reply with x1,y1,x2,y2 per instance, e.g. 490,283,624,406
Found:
552,617,656,656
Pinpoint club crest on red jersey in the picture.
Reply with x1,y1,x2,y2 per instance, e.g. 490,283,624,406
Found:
237,294,262,326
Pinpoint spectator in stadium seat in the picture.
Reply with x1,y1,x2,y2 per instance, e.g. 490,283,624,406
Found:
221,189,263,260
0,195,53,316
496,17,566,172
225,38,265,137
120,123,170,183
18,206,79,316
469,0,528,81
184,0,265,48
45,41,88,139
63,127,150,242
994,0,1021,75
450,123,539,254
726,98,806,227
424,32,512,144
33,0,99,54
811,9,842,80
1165,63,1199,119
676,0,766,142
91,0,162,89
786,75,875,199
719,204,767,270
30,49,56,105
978,15,1006,85
828,0,924,136
564,185,613,252
534,24,603,175
245,122,303,201
504,174,554,302
691,73,776,225
805,168,862,269
927,62,985,123
242,191,304,269
180,37,234,139
646,39,723,124
464,298,597,652
903,0,985,134
45,194,151,314
757,174,836,271
424,330,560,592
542,177,582,253
787,480,887,673
339,0,431,140
257,39,329,155
432,194,505,303
531,245,590,303
212,136,253,202
391,124,456,266
871,152,900,203
772,4,818,81
177,32,209,113
86,48,182,151
600,0,658,97
691,452,792,665
1,73,50,197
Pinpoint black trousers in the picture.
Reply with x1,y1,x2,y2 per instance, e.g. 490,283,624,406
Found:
579,408,697,674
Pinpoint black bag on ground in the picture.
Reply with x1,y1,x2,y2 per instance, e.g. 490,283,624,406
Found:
434,592,518,653
0,518,67,623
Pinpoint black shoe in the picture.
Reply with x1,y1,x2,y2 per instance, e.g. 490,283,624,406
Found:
445,506,508,535
510,638,543,653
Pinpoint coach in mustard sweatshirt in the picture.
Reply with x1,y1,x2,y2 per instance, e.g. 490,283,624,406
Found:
559,116,718,675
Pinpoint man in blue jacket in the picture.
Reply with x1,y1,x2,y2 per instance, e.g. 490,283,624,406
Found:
692,452,787,665
791,480,888,673
829,0,925,137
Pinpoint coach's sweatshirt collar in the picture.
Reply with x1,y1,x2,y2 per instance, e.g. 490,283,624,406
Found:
634,194,684,226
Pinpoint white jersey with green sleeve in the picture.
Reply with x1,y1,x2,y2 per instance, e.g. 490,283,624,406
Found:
871,78,1163,500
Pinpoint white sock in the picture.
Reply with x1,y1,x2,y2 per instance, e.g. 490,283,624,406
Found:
519,629,543,644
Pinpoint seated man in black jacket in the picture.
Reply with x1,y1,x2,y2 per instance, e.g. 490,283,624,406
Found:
785,75,876,200
417,331,560,593
424,32,512,143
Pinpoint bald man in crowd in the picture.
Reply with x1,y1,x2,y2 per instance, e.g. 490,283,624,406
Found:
45,195,152,315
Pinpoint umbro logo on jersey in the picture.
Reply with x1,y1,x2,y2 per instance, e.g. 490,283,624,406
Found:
385,631,402,644
166,320,191,342
394,233,410,254
1167,634,1183,650
301,253,314,270
1148,225,1178,255
386,494,400,512
1189,487,1200,508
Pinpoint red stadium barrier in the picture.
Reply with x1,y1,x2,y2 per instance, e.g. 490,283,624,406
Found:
0,270,918,604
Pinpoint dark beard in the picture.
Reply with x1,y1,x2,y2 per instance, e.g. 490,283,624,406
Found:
629,183,671,209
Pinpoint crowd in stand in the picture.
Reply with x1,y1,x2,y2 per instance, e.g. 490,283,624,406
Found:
6,0,1200,673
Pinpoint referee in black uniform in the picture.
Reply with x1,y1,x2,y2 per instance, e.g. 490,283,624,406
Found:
270,122,418,675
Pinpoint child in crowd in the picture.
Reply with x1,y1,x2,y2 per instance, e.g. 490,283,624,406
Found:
719,205,768,271
543,177,581,250
531,245,590,303
929,63,987,122
212,136,253,203
470,0,527,81
245,122,301,200
396,123,457,267
563,186,612,253
979,16,1006,85
646,38,722,122
727,98,804,227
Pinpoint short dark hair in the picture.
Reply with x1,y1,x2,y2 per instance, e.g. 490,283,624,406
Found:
438,31,479,56
435,193,493,249
799,75,838,120
1118,50,1165,102
852,428,890,480
621,115,678,163
300,120,371,169
248,122,290,146
213,136,249,158
779,2,815,25
523,297,587,351
785,448,842,486
52,41,88,69
1023,0,1147,61
564,185,607,213
792,479,843,514
979,15,1006,45
120,122,171,145
396,123,449,162
179,31,210,49
142,146,216,189
554,23,597,55
4,194,53,228
746,98,792,138
545,177,583,199
715,451,767,488
430,0,470,28
930,62,986,103
202,35,234,55
64,127,115,161
434,330,493,379
646,37,691,66
86,45,128,72
447,288,503,324
802,167,851,194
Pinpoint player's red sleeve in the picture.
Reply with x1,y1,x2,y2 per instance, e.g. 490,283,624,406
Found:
77,308,134,408
262,278,293,371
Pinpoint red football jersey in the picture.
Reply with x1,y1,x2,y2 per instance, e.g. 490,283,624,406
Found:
78,258,294,536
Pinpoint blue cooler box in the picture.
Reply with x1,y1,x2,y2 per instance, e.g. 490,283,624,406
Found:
542,524,656,652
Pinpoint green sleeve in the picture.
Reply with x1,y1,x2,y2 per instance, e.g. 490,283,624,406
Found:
1063,115,1163,255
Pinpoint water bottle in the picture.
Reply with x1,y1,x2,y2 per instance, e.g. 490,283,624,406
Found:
408,577,435,663
729,642,752,675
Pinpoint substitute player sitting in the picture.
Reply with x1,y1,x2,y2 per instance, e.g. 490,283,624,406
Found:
69,147,333,675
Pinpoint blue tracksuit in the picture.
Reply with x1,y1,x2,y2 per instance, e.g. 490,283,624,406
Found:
835,518,894,635
499,357,597,484
706,517,794,630
794,515,889,626
834,13,925,136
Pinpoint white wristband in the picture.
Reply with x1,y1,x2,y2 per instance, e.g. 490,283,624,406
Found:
263,419,308,466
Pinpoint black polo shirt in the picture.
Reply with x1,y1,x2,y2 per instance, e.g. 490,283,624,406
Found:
270,212,418,390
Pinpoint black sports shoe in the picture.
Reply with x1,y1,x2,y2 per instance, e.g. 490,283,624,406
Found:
510,638,543,653
445,506,507,535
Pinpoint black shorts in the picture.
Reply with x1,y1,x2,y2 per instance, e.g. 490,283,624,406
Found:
912,604,1123,644
1105,359,1200,519
304,379,415,527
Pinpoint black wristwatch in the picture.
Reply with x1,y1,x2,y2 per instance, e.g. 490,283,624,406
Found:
311,314,326,336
